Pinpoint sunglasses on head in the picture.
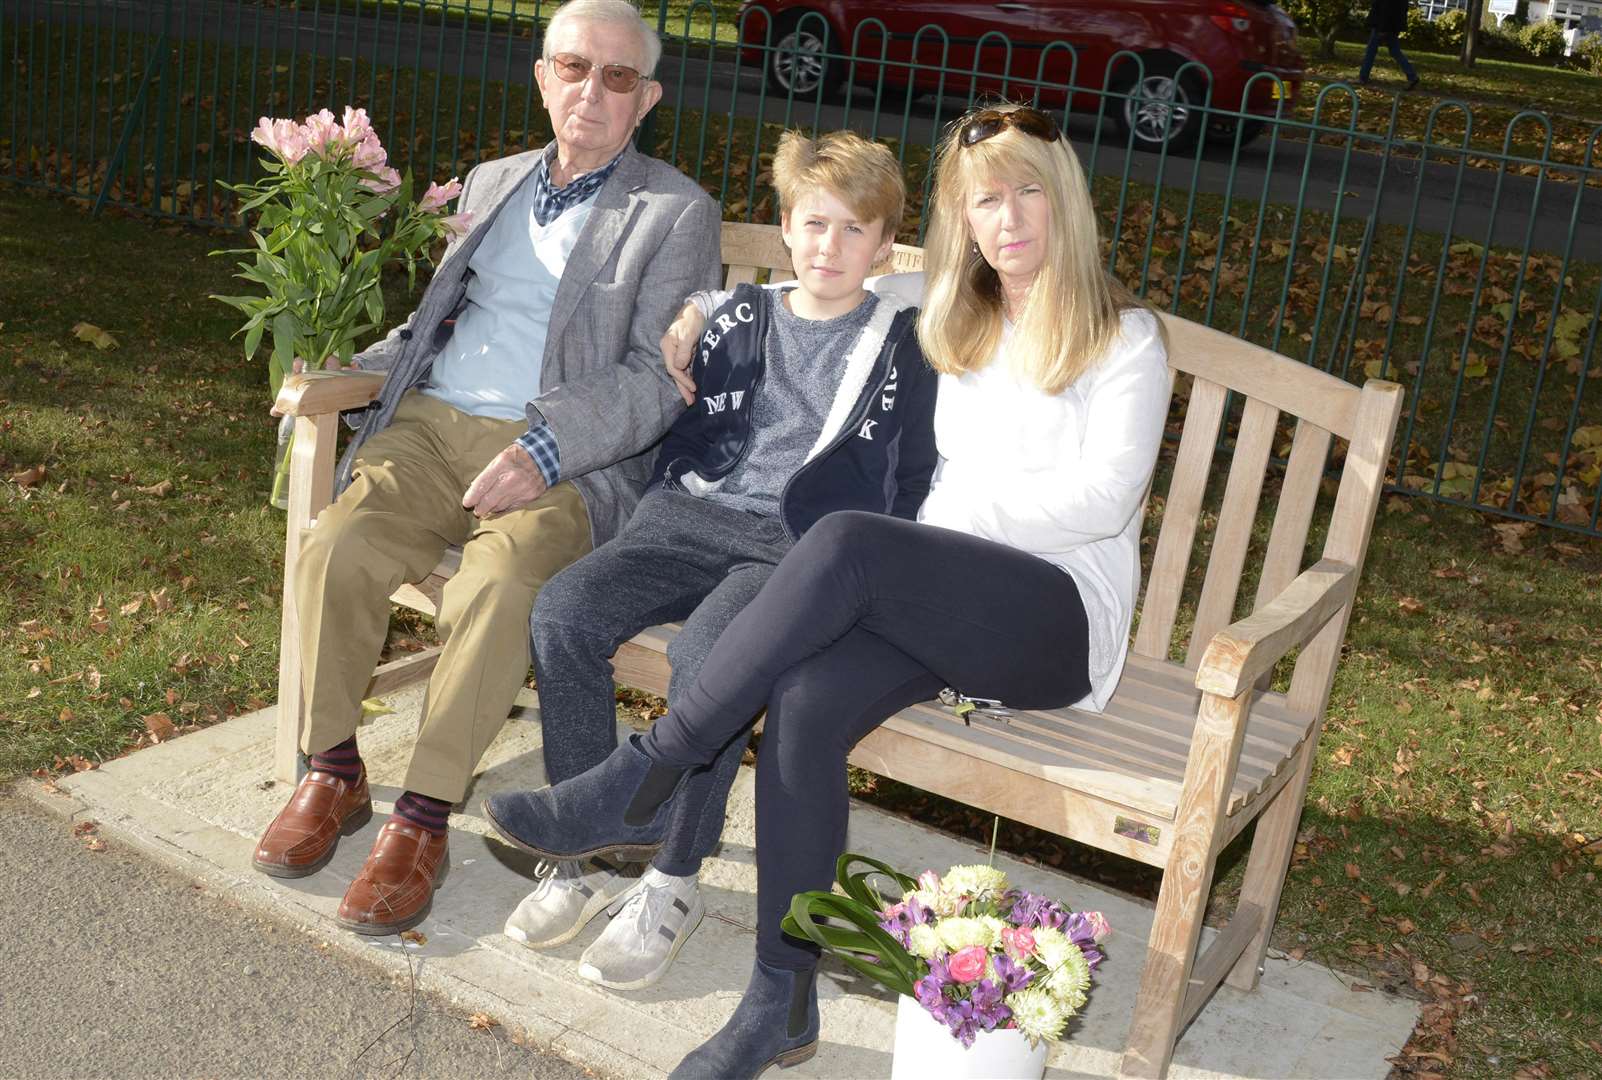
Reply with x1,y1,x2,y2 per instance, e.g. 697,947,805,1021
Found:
548,51,646,94
958,107,1062,148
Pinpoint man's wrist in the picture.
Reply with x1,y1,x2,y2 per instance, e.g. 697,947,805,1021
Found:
516,423,561,487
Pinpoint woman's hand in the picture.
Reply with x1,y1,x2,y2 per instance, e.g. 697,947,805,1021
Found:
661,302,705,406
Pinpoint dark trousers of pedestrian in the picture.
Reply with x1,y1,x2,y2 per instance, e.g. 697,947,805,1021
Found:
639,511,1093,970
531,489,790,877
1359,31,1417,83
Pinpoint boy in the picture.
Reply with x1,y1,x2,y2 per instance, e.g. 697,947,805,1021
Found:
501,129,937,990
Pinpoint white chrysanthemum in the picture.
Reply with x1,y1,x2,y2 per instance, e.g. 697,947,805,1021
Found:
912,885,956,918
908,923,942,960
1032,928,1091,1010
942,864,1009,902
1006,987,1069,1047
935,916,1005,953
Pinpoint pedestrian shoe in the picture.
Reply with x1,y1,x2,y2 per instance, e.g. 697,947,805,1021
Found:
252,768,372,879
504,856,643,949
336,819,449,936
483,735,688,863
668,959,819,1079
1406,77,1421,91
579,869,706,990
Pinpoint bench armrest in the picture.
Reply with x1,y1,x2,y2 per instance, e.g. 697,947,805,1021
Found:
274,369,387,417
1194,559,1357,699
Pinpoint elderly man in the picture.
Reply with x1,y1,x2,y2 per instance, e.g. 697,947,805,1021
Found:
251,0,721,937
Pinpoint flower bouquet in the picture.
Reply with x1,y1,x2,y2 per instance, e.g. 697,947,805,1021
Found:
782,854,1108,1079
210,106,470,506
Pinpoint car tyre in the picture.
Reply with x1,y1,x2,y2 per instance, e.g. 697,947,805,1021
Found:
766,11,844,100
1108,54,1206,154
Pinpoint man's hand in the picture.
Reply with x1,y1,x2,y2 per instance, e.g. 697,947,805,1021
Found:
462,443,549,518
661,302,706,406
270,356,362,417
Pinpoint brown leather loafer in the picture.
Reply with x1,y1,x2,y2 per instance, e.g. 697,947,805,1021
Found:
252,769,372,879
336,819,449,936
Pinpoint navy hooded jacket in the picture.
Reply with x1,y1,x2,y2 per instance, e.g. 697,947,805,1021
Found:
648,282,938,540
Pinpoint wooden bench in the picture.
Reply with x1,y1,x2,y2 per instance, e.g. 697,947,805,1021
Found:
273,221,1402,1079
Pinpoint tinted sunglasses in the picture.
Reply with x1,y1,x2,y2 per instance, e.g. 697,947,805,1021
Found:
548,51,647,93
958,107,1062,147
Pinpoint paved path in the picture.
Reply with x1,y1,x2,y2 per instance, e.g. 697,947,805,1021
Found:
0,787,591,1080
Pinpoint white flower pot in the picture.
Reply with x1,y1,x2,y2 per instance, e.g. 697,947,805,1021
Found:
890,993,1048,1079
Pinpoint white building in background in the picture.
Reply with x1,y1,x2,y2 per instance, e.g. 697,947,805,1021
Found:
1425,0,1602,52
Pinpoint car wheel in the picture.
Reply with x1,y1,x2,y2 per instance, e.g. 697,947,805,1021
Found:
767,11,843,99
1109,56,1205,154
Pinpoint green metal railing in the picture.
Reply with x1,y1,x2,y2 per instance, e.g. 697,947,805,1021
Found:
3,0,1600,536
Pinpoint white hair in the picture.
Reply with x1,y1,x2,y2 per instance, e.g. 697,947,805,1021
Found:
543,0,662,77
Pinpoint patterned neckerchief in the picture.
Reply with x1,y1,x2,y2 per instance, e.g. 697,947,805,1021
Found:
530,147,624,226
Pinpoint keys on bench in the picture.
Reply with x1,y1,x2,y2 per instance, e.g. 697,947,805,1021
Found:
938,688,1012,725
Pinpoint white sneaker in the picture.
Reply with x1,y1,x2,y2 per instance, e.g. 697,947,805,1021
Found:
578,868,705,990
503,856,642,949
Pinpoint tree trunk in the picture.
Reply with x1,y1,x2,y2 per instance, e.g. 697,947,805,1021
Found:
1320,26,1340,59
1461,0,1483,66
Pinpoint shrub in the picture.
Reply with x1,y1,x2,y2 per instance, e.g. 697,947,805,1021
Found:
1433,8,1468,51
1520,18,1567,59
1405,6,1440,49
1576,33,1602,76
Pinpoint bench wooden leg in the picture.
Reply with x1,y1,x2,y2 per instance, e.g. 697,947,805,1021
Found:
1120,687,1250,1080
1224,737,1317,992
274,413,337,785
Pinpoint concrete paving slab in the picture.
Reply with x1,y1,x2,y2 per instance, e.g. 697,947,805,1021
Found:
31,689,1419,1080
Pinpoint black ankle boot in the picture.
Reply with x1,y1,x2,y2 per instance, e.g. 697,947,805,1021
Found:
484,735,688,862
668,959,820,1079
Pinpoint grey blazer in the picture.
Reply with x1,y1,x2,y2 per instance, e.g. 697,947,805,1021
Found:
341,144,723,546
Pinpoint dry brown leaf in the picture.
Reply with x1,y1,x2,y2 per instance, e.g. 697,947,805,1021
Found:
467,1013,498,1031
1396,917,1417,935
1397,596,1425,615
85,837,108,852
149,587,173,613
400,929,427,946
137,479,174,497
72,820,98,837
144,713,176,741
1492,521,1534,555
119,597,143,617
84,668,101,692
66,755,96,772
1345,862,1362,880
10,464,46,488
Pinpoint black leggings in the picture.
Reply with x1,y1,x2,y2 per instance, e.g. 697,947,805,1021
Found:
640,511,1092,969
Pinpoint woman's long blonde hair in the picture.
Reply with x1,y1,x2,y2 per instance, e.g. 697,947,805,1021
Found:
918,105,1142,394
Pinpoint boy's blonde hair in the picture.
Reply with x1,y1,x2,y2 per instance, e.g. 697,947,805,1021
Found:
772,129,906,240
918,105,1144,395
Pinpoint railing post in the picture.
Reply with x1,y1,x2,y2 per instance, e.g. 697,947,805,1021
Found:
93,0,172,217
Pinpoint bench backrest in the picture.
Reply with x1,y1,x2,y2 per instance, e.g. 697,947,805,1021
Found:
714,222,1401,722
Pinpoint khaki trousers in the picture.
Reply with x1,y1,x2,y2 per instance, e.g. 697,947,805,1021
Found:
294,392,592,802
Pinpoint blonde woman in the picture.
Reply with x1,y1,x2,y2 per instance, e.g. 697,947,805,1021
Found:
486,105,1171,1078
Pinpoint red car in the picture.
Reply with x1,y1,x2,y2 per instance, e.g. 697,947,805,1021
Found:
736,0,1303,152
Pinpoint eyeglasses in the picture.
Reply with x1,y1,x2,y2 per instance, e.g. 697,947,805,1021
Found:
958,107,1062,148
548,51,647,94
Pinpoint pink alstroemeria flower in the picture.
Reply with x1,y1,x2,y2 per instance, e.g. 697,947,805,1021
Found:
250,116,309,165
341,106,374,147
352,132,388,171
302,108,342,155
360,165,403,193
420,177,463,214
440,211,475,238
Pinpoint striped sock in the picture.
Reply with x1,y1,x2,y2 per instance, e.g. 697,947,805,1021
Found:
309,736,362,783
393,791,452,836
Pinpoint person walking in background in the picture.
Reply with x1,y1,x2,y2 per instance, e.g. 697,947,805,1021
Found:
1359,0,1421,90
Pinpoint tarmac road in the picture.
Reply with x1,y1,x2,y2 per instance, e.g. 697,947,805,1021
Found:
0,787,593,1080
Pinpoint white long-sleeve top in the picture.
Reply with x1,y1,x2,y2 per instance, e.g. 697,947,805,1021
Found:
916,308,1170,711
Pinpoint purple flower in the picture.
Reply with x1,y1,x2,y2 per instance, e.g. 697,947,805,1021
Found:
1063,911,1107,968
914,973,947,1012
968,978,1012,1031
942,998,979,1048
1005,888,1070,931
992,951,1033,992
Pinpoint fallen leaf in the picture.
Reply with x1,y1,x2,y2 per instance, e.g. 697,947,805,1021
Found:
360,697,394,720
1396,917,1417,935
1492,522,1534,555
71,322,119,350
66,755,96,772
467,1013,498,1031
400,929,428,946
144,712,176,741
10,464,45,488
119,597,143,617
85,837,108,852
1397,596,1425,615
1346,862,1362,880
1332,745,1357,767
137,479,174,497
84,668,101,692
72,820,98,837
149,587,173,613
